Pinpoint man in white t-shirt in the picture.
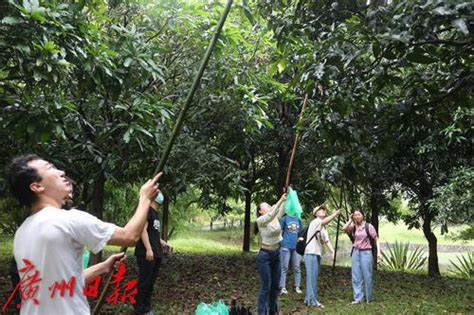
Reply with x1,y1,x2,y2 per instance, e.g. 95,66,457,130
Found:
6,154,162,315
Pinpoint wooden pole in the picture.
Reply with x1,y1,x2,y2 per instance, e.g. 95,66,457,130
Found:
92,250,126,315
285,94,309,189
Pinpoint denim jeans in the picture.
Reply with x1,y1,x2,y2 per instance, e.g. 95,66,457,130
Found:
256,248,281,315
279,247,301,289
352,248,374,302
304,254,321,306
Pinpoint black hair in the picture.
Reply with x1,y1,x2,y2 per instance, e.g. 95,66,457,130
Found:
63,198,74,210
256,203,264,218
7,154,43,207
351,209,365,218
62,176,75,210
254,202,265,235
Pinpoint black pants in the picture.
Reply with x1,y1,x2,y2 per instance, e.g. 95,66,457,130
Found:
133,255,161,315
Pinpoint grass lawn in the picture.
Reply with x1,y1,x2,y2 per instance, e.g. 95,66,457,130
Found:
378,222,474,246
97,252,473,314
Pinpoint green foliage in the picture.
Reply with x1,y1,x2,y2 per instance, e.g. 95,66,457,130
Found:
455,224,474,241
430,166,474,231
168,186,205,237
0,195,28,235
103,181,139,227
0,0,472,266
380,241,427,271
258,0,473,275
449,252,474,278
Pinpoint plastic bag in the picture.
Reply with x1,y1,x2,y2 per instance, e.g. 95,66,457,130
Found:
82,249,90,268
195,300,229,315
284,187,302,218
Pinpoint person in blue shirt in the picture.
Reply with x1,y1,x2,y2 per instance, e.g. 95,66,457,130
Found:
279,213,303,294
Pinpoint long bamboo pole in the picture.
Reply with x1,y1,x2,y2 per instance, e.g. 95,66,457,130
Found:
93,2,233,313
285,94,309,190
156,0,234,174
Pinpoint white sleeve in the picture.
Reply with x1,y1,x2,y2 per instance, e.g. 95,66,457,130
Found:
321,228,330,243
257,205,280,227
67,209,117,254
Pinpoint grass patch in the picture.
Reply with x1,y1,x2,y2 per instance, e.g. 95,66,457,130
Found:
146,253,474,314
379,222,474,246
171,237,241,254
169,227,259,254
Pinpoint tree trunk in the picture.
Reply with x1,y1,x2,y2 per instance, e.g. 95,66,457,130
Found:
370,191,380,235
422,204,440,277
242,190,252,252
79,181,89,210
162,195,169,241
89,171,105,266
417,181,441,277
210,219,213,231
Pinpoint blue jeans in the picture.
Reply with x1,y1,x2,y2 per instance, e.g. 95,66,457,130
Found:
256,248,281,315
304,254,321,306
279,247,301,289
352,248,374,302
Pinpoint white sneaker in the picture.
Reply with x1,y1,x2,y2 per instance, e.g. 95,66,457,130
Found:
295,287,302,294
280,288,288,294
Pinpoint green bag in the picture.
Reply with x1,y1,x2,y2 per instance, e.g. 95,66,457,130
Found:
82,249,90,269
284,187,302,219
195,300,229,315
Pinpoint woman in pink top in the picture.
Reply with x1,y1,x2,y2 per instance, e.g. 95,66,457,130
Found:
343,210,381,304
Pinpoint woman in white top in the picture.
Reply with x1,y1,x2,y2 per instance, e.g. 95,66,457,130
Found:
304,205,340,308
255,192,287,315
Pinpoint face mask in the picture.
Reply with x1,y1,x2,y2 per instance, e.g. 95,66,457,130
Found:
155,191,164,204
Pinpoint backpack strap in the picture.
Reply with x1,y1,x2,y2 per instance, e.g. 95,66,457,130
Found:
365,223,377,250
305,228,321,247
365,222,376,242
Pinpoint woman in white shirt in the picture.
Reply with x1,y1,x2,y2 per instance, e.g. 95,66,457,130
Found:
255,192,287,315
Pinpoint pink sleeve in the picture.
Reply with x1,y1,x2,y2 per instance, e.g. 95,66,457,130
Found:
368,224,377,239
